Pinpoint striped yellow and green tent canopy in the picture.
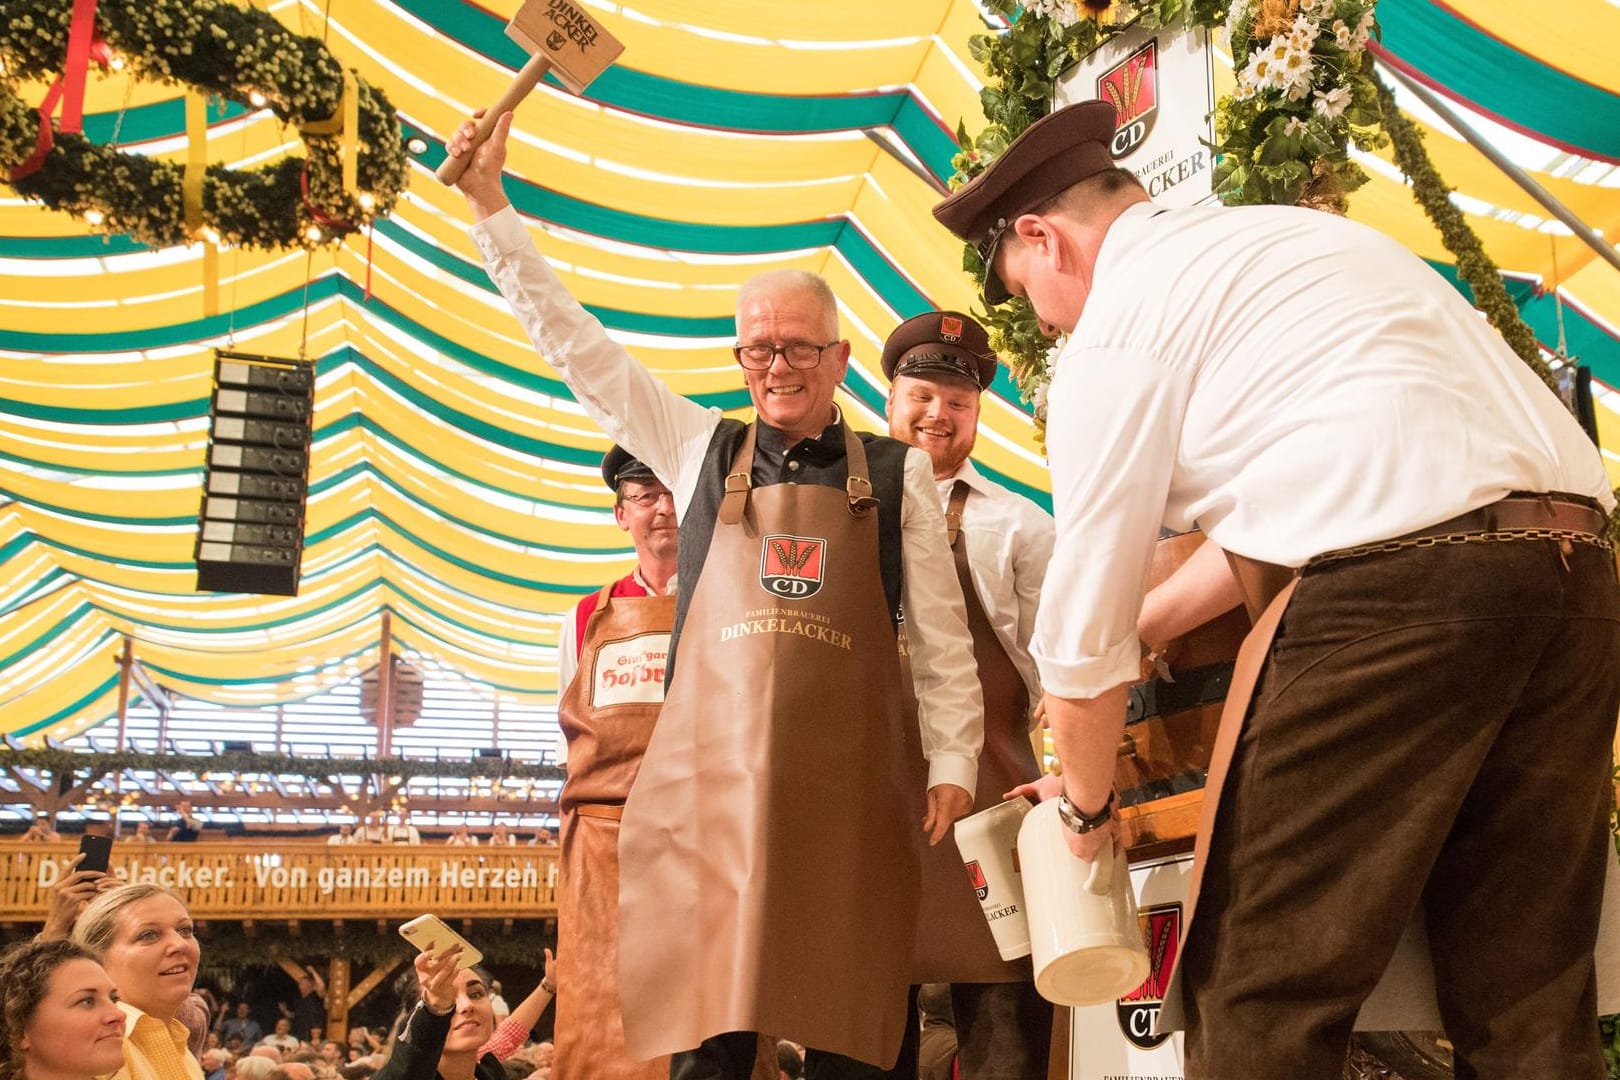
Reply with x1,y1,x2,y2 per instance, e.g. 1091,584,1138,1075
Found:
2,0,1617,742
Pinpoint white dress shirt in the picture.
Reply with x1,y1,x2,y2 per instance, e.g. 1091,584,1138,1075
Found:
1034,201,1613,700
939,459,1054,725
473,206,983,793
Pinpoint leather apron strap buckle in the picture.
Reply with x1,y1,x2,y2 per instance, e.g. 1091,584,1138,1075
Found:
718,468,751,525
944,480,970,547
846,474,878,516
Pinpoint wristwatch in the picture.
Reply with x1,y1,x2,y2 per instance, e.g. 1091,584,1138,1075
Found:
1056,789,1116,835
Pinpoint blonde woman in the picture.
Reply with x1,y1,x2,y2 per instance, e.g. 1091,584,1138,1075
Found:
71,884,204,1080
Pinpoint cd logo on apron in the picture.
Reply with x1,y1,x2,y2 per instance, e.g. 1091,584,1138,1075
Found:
1115,901,1180,1049
760,534,827,599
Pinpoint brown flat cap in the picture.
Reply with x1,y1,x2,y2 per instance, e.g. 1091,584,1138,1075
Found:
601,444,656,490
933,100,1119,305
880,311,997,391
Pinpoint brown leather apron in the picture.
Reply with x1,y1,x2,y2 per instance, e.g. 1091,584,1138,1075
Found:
555,583,674,1080
617,423,918,1068
909,480,1041,984
1157,570,1298,1031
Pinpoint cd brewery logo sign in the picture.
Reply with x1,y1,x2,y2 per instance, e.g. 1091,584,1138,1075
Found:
1100,40,1158,158
1116,902,1181,1049
965,859,989,901
1057,23,1214,208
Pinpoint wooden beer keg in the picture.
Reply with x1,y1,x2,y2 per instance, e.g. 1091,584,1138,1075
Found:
1115,529,1250,860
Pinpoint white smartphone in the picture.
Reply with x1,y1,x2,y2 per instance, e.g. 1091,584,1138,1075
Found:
399,914,484,969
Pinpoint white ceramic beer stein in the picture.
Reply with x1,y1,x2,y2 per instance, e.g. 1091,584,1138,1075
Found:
951,797,1034,960
1017,796,1150,1006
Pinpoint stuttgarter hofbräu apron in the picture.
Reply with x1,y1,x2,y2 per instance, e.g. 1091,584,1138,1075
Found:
555,583,675,1080
617,423,919,1068
908,480,1041,984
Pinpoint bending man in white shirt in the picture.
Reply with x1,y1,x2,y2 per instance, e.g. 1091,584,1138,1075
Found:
934,100,1618,1080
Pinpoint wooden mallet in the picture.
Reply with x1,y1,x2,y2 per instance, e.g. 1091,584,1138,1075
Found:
435,0,624,185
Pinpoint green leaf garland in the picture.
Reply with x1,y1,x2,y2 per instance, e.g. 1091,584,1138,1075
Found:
0,0,409,250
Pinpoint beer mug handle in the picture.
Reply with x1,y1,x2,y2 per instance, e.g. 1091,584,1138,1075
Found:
1082,839,1114,896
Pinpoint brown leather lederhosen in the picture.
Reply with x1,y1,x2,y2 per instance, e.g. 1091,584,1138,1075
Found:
909,480,1041,984
617,423,919,1068
554,581,675,1080
1159,492,1620,1033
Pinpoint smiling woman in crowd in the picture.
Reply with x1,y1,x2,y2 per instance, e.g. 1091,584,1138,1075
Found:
0,938,127,1080
70,883,205,1080
375,946,503,1080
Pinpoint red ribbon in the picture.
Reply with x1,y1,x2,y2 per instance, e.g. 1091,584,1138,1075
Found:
297,164,357,235
60,0,101,134
9,82,63,181
8,0,101,182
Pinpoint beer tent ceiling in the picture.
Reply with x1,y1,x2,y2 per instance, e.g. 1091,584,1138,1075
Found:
2,0,1618,741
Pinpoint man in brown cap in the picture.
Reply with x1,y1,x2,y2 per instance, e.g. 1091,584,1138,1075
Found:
935,100,1618,1079
449,112,983,1079
882,310,1054,1079
552,445,679,1079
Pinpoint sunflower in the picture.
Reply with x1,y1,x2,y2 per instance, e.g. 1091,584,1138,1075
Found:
1079,0,1119,23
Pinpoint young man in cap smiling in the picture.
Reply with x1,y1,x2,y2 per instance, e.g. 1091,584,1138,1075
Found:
935,99,1618,1078
449,112,983,1079
883,311,1055,1080
552,445,681,1079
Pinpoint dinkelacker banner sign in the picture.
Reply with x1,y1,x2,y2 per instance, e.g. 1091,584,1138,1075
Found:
35,851,548,895
1055,20,1218,209
15,846,556,917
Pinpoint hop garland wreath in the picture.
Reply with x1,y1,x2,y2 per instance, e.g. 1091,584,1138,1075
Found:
0,0,409,250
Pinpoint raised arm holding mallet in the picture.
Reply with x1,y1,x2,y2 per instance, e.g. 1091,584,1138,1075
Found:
435,0,623,186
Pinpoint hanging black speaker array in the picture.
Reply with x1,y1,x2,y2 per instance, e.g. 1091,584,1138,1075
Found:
194,351,315,596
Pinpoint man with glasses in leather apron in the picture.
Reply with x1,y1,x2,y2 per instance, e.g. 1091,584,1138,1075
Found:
934,100,1619,1079
450,112,985,1080
552,446,679,1080
881,311,1055,1080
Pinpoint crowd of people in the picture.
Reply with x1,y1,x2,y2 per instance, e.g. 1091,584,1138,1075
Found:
2,852,560,1080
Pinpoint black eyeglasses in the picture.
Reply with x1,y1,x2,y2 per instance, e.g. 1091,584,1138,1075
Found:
732,340,841,370
620,489,674,508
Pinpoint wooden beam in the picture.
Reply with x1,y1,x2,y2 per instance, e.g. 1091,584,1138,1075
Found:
325,956,351,1043
345,957,404,1010
47,790,560,816
115,636,134,751
277,958,308,982
377,612,395,758
242,919,256,938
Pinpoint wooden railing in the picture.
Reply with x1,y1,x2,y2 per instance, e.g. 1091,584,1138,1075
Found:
0,841,559,921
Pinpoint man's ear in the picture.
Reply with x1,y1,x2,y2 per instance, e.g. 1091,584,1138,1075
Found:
829,339,852,378
1010,212,1051,252
883,383,896,420
612,502,630,532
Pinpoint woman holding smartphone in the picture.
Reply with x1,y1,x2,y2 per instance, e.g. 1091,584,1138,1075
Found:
0,938,127,1080
376,945,502,1080
71,884,204,1080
